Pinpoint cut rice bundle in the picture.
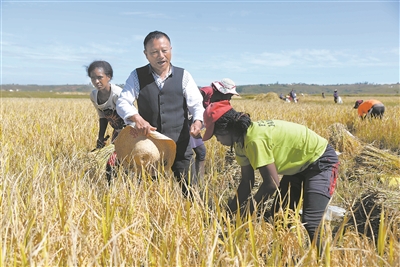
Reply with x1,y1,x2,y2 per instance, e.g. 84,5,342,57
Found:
328,123,400,187
88,144,115,168
328,123,363,157
253,92,281,102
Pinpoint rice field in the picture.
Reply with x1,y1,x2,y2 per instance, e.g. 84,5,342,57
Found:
1,95,399,266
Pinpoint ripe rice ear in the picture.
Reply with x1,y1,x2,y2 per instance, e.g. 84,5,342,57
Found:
88,144,115,168
328,123,363,157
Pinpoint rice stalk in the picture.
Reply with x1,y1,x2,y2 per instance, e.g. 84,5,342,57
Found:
328,123,400,188
1,97,399,266
388,235,395,265
377,207,386,257
88,144,115,169
324,238,331,267
356,145,400,172
347,187,400,242
247,214,259,267
328,123,363,157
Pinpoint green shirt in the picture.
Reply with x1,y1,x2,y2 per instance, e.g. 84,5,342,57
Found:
235,120,328,175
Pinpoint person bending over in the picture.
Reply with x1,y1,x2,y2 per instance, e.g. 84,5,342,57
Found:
190,78,240,184
353,99,385,120
202,100,340,249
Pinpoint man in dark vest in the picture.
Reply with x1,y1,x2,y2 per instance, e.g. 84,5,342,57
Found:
116,31,204,196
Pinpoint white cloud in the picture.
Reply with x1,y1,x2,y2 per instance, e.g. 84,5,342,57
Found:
241,48,397,68
2,39,130,64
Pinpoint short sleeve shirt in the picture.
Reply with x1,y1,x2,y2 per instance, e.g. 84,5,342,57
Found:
90,84,125,130
235,120,328,175
90,84,122,118
357,99,382,116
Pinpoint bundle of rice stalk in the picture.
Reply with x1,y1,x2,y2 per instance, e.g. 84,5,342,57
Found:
253,92,281,102
328,123,400,186
355,144,400,187
328,123,363,157
88,144,115,168
356,144,400,172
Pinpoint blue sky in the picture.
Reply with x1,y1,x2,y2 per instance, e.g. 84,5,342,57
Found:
1,0,399,86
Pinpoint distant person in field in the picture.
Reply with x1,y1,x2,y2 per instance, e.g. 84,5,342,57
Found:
200,78,239,107
322,92,325,98
202,101,339,250
289,89,297,102
190,78,240,183
333,89,339,103
353,99,385,120
87,60,125,184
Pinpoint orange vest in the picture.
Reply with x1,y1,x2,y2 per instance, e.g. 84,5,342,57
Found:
358,99,382,116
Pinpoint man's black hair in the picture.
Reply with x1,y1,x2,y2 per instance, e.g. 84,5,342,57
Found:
143,31,171,49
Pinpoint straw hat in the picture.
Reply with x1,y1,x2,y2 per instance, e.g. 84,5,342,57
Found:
114,125,176,172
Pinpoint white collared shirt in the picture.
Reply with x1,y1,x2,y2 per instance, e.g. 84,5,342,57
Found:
116,64,204,125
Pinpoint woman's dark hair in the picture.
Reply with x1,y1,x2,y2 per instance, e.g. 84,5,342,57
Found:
86,60,113,79
214,108,251,145
210,91,233,103
143,31,171,49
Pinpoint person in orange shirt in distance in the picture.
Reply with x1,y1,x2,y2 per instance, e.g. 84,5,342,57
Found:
353,99,385,120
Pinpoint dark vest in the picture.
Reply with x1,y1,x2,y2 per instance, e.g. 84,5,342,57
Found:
136,65,189,145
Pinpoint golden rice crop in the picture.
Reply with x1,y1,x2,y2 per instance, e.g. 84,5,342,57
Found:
1,95,399,266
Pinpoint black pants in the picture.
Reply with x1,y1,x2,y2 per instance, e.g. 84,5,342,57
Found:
172,141,197,197
368,104,385,119
271,144,339,245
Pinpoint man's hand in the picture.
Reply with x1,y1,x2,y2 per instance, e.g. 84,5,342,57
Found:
128,114,156,136
190,120,202,137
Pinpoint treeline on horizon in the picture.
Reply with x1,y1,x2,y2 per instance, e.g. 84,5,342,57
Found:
1,82,399,95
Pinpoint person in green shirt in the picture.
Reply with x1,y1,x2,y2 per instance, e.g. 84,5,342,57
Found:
202,100,340,246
